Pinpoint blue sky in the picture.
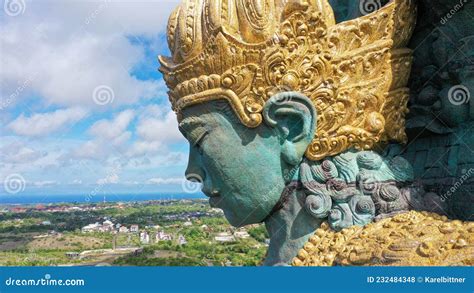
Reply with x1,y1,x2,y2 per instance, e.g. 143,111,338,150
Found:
0,0,201,196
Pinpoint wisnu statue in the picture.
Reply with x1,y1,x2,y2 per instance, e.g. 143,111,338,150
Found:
159,0,473,266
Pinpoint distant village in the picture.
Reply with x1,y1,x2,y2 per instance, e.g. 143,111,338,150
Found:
1,204,102,214
80,218,252,245
1,200,257,247
1,199,269,266
1,199,205,214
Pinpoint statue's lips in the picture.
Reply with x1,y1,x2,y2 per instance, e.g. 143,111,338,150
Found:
203,188,222,207
202,187,219,197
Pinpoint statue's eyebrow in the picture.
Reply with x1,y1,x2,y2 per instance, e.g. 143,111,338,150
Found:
178,117,205,135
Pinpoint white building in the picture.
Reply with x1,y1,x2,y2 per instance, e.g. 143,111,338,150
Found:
234,231,250,239
101,220,114,232
119,226,129,233
155,231,172,242
103,220,113,226
140,231,150,244
130,225,139,233
81,222,101,233
214,232,235,242
178,234,187,245
81,220,116,233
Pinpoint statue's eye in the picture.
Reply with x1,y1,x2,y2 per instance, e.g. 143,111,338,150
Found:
192,130,208,153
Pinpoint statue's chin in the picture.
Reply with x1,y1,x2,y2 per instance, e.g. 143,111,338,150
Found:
208,196,222,208
223,207,268,228
222,209,238,227
222,209,249,228
209,191,273,227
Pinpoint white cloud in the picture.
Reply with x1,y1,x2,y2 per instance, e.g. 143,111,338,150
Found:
111,131,132,146
0,141,46,164
33,180,58,187
71,109,135,160
72,107,186,162
126,141,164,158
0,0,179,109
136,110,183,144
0,0,191,193
162,152,186,165
123,180,140,185
72,140,106,160
97,173,119,185
89,109,134,140
147,177,183,185
8,108,88,137
122,105,184,158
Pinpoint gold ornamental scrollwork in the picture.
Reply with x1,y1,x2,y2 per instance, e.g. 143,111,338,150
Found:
159,0,417,160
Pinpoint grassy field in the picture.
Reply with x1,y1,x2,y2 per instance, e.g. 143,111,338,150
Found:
27,233,111,250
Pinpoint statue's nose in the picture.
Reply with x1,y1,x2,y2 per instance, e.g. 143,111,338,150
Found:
184,172,203,184
185,147,205,183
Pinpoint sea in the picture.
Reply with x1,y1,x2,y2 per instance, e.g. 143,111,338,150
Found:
0,193,206,205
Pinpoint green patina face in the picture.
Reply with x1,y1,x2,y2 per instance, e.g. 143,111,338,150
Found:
179,101,285,227
178,94,316,227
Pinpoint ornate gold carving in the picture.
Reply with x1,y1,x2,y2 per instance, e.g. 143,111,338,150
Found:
292,211,474,266
159,0,417,160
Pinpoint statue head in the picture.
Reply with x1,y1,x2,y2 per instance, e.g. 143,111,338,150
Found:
178,93,316,226
159,0,416,227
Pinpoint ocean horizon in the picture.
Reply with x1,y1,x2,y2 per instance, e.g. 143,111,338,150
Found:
0,193,206,205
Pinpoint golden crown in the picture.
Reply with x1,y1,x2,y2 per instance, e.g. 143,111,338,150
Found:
159,0,416,160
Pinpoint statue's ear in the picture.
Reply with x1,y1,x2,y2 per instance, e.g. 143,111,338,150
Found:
263,92,317,166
